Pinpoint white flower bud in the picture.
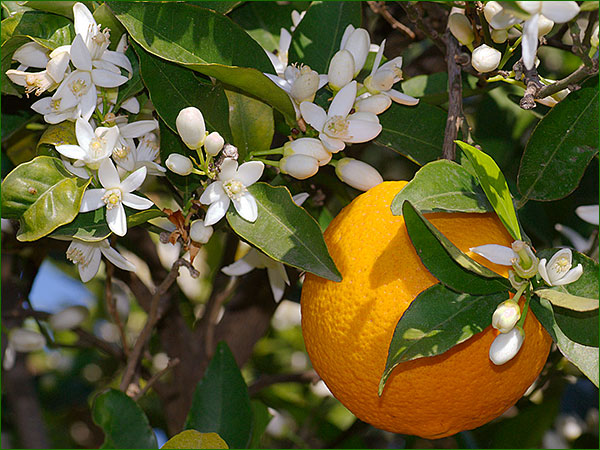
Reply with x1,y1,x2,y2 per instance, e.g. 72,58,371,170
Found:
49,305,89,331
491,300,521,333
204,131,224,156
328,50,355,90
355,94,392,115
365,70,395,93
9,328,46,352
165,153,194,176
342,27,370,75
489,326,524,365
176,107,206,150
290,68,320,103
537,15,554,37
491,28,508,43
449,13,475,46
471,44,502,73
335,158,383,191
283,138,332,166
591,24,599,48
190,219,214,244
280,154,319,180
484,1,504,24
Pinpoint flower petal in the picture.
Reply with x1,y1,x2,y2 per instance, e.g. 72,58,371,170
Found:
537,258,551,285
101,245,136,271
328,80,357,118
236,161,264,187
31,97,53,114
279,28,292,56
56,144,86,160
387,89,420,106
76,117,95,149
292,192,310,206
344,118,382,143
107,204,127,236
575,205,599,225
14,42,49,68
79,247,102,282
469,244,517,266
521,15,540,70
70,34,92,72
122,192,153,210
232,191,258,223
318,74,329,89
204,197,230,226
540,1,579,23
319,133,345,153
300,101,327,132
101,50,133,74
199,182,226,205
490,10,521,29
267,265,288,302
47,51,70,83
73,2,97,40
79,189,105,212
91,68,128,88
119,120,158,139
79,85,97,121
221,258,256,276
120,166,147,193
98,158,121,189
371,39,386,76
553,264,583,285
218,158,239,181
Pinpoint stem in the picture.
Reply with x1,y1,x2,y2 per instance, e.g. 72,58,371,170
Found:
251,157,280,168
516,284,531,329
536,57,599,99
251,146,285,156
498,36,522,70
442,30,463,161
328,159,339,168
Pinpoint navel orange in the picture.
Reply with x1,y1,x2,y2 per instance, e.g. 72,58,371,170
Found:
301,181,552,438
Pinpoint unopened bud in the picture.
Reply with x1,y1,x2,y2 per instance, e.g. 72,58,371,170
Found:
283,138,332,166
291,69,319,103
591,24,599,48
176,107,206,150
355,93,392,115
471,44,502,73
484,1,503,24
335,158,383,191
328,50,355,90
49,305,89,331
9,328,46,352
165,153,193,176
537,15,554,37
280,154,319,180
190,219,214,244
491,29,508,43
492,300,521,333
449,13,475,46
204,131,224,156
489,326,524,365
342,27,370,75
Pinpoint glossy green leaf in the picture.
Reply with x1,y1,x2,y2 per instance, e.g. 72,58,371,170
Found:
580,1,599,11
36,121,76,156
92,389,158,449
380,284,505,394
403,201,510,295
518,82,599,201
226,182,342,282
456,140,521,241
249,400,272,449
93,3,126,51
530,298,599,387
161,430,228,449
115,46,144,107
108,1,296,122
1,156,91,241
225,89,274,161
50,206,164,242
159,119,202,204
185,342,252,449
188,1,241,14
135,42,232,142
373,102,447,165
288,1,361,73
391,160,492,216
401,72,497,106
23,1,95,20
535,289,598,312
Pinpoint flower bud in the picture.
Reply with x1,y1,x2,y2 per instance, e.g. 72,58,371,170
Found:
489,326,524,365
342,27,370,75
204,131,224,156
328,50,355,90
355,94,392,115
9,328,46,352
290,68,320,103
591,24,599,48
176,107,206,150
471,44,502,73
491,29,508,44
280,154,319,180
190,219,214,244
49,305,89,331
449,13,475,46
165,153,193,176
537,15,554,37
335,158,383,191
484,1,503,24
283,138,332,166
492,300,521,333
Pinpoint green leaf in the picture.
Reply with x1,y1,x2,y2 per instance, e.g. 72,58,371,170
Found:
288,1,361,73
93,3,126,51
134,42,232,142
518,82,599,201
226,182,342,282
188,1,241,14
380,284,505,394
401,72,497,106
36,121,76,156
456,140,522,241
50,206,164,242
92,389,158,449
249,400,272,449
535,289,598,312
159,119,202,204
403,201,510,295
580,1,599,11
23,1,95,20
115,46,144,107
1,156,91,241
373,102,447,165
108,1,296,122
225,89,274,161
530,298,599,387
391,160,492,216
185,342,252,449
161,430,229,449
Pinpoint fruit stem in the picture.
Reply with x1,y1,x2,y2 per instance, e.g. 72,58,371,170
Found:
516,284,531,329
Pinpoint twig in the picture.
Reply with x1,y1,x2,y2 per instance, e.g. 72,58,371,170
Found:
475,1,492,47
400,2,447,54
519,64,544,110
536,57,599,99
105,262,129,357
248,370,320,396
443,30,463,160
569,20,594,68
119,258,195,392
204,277,238,360
367,1,416,39
133,357,180,401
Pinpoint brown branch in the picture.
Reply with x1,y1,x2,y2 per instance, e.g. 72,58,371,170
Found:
443,30,463,160
105,261,129,357
399,2,447,54
203,277,238,361
133,357,180,401
536,57,599,99
248,370,320,396
367,1,416,39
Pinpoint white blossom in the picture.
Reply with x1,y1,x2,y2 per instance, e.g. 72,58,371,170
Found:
538,248,583,286
49,305,89,331
115,132,166,176
165,153,194,176
176,107,207,150
489,326,524,365
283,138,332,166
190,219,214,244
471,44,502,73
575,204,599,225
280,154,320,180
66,237,136,282
339,25,370,76
266,28,292,77
492,299,521,333
449,13,475,46
204,131,225,156
335,157,383,191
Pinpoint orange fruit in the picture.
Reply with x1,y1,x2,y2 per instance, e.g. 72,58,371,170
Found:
301,181,552,438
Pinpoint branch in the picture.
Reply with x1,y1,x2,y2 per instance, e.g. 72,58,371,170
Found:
399,2,447,54
443,30,464,160
203,277,238,361
367,1,416,39
133,357,180,401
105,261,128,356
536,58,599,99
248,370,320,396
520,65,543,110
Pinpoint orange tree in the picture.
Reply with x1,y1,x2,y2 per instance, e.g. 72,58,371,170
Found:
1,1,598,449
